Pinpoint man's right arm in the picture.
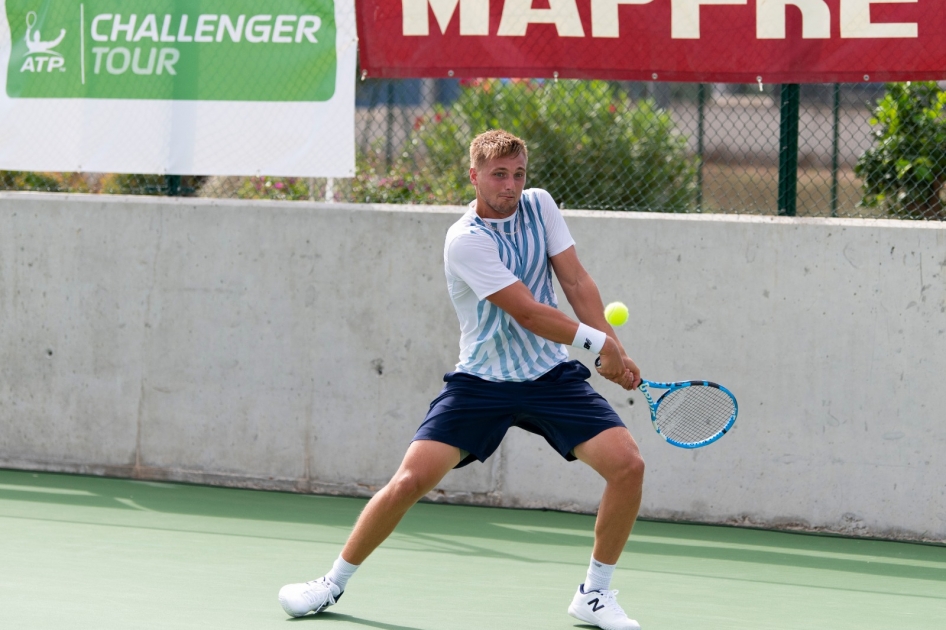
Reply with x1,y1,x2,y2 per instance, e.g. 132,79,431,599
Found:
486,281,634,389
448,229,634,388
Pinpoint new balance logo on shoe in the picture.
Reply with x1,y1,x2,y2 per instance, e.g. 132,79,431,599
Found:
568,584,641,630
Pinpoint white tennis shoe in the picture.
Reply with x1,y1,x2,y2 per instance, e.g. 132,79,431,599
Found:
568,584,641,630
278,576,342,617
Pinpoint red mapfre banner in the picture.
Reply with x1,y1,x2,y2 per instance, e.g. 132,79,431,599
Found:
357,0,946,83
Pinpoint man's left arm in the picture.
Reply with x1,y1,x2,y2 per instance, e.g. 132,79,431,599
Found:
550,246,641,389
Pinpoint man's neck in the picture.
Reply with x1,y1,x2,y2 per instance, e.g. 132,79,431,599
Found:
474,198,517,221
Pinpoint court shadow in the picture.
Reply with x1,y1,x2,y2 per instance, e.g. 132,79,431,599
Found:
287,611,424,630
4,469,945,586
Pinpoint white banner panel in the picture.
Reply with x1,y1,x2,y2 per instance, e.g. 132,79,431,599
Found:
0,0,356,177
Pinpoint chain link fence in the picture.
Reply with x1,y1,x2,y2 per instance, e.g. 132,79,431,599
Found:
3,79,945,220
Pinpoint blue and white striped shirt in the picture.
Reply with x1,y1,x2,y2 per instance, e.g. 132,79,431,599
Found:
444,189,576,382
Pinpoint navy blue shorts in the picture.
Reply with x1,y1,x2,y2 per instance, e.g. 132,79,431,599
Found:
413,360,626,468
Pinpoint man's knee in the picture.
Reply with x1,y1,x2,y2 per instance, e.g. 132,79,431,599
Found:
612,452,645,490
629,453,645,483
387,468,437,502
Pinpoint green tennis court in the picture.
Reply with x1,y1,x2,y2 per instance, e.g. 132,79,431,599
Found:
2,468,943,629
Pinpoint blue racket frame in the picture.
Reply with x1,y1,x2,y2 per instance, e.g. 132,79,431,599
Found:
638,379,738,449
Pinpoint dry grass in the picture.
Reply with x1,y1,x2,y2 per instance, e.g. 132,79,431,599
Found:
699,163,886,219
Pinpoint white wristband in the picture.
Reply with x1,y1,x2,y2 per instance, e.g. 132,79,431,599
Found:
571,323,607,354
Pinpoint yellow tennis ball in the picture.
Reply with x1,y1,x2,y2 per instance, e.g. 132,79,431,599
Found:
604,301,629,327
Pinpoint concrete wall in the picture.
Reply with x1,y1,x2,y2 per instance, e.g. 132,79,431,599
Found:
1,193,944,543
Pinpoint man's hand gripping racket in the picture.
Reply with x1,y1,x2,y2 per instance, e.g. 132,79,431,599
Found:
597,358,738,448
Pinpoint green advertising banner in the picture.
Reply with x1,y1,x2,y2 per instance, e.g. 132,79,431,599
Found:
6,0,338,101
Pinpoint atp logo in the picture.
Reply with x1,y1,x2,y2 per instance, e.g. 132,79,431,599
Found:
20,11,67,73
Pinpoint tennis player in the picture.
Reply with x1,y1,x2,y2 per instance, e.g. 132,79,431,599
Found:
279,129,646,630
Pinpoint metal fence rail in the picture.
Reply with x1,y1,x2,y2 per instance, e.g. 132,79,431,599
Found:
3,79,944,220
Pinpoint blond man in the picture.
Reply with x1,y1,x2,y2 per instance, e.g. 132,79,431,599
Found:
279,130,646,630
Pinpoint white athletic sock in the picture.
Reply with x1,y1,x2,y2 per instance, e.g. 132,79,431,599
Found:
325,555,359,591
585,556,616,593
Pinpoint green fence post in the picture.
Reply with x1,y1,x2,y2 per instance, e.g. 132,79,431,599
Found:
778,84,800,217
830,83,840,218
385,81,395,170
697,83,706,212
166,175,182,197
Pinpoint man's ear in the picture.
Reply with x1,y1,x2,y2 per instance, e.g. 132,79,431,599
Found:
469,167,477,186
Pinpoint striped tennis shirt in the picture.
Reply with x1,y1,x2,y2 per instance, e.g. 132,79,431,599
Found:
444,188,576,382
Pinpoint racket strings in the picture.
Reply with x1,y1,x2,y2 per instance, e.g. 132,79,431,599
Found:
654,386,735,445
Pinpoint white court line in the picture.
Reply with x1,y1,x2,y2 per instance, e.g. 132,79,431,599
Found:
113,498,156,512
0,483,94,496
491,523,946,570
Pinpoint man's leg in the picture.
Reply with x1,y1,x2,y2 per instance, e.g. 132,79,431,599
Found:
567,426,645,630
279,439,462,617
342,439,463,564
572,426,645,564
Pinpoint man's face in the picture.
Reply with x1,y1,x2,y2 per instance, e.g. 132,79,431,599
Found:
470,153,527,219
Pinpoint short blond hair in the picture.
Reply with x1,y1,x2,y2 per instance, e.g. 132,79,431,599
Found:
469,129,528,170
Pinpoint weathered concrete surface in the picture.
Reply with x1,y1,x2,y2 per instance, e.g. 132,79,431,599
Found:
1,193,944,543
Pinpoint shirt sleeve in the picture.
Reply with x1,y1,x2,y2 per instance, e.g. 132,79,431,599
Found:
447,231,519,301
535,190,576,257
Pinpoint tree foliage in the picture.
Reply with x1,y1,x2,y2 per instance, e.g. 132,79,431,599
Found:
856,82,946,220
361,79,697,211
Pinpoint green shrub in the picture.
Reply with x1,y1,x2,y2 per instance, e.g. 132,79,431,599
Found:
383,79,697,211
1,171,205,196
856,82,946,220
236,176,313,201
348,149,439,204
100,174,174,195
1,171,90,193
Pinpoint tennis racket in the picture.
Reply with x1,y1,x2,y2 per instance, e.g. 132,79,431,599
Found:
637,379,738,448
595,358,738,448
